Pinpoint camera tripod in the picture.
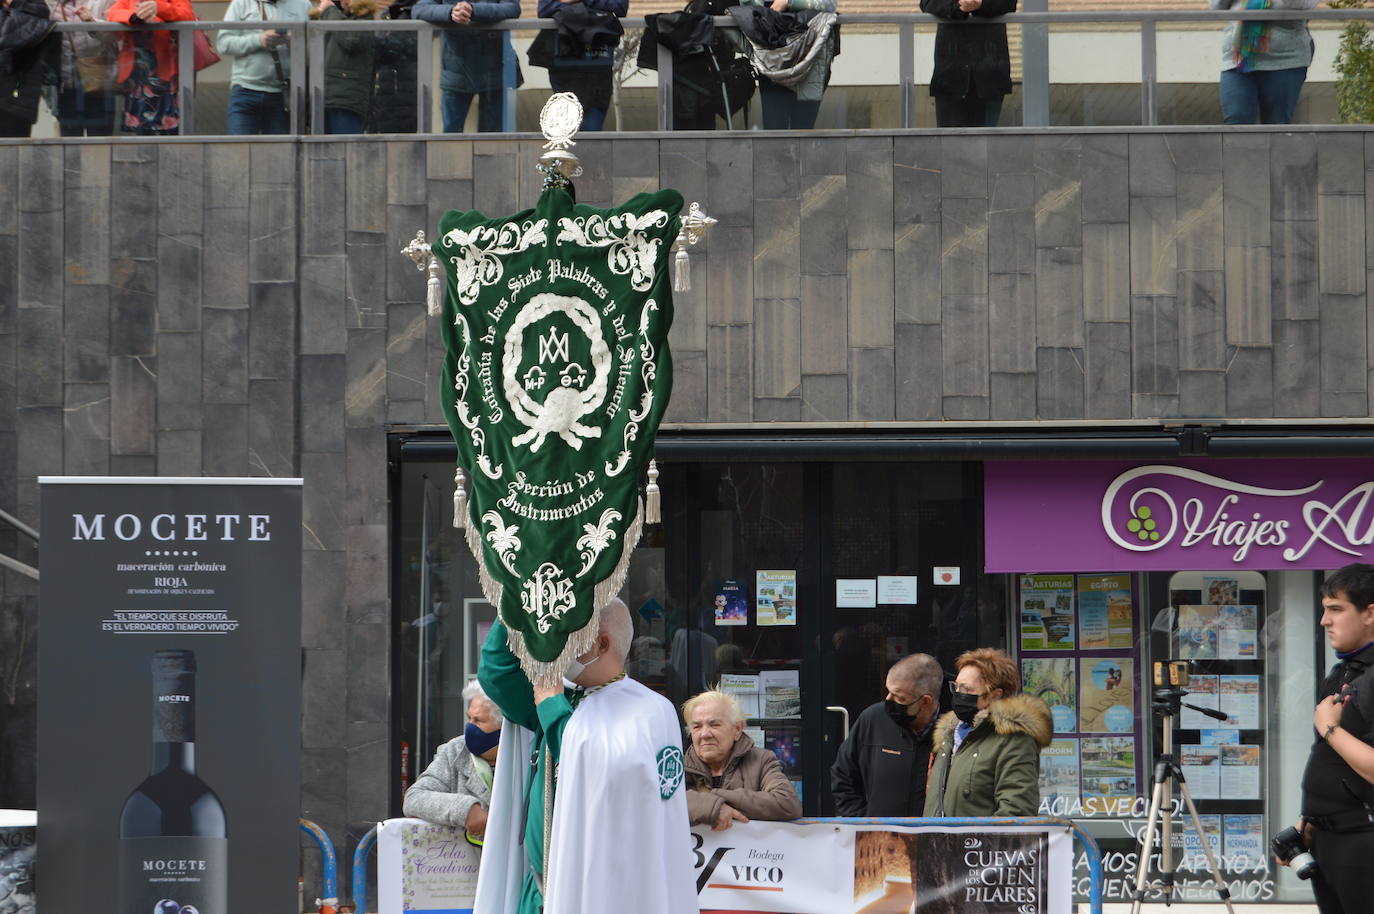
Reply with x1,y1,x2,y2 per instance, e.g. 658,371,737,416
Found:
1129,688,1236,914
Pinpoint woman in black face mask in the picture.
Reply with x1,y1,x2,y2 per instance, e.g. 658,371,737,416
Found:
924,647,1052,818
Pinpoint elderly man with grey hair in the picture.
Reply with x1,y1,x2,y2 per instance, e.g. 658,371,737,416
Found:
831,652,946,816
474,596,697,914
402,679,503,843
683,689,801,830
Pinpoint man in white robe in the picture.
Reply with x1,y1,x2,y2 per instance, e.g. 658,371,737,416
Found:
475,597,699,914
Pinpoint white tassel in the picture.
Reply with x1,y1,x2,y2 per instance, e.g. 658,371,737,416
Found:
645,459,660,525
673,247,690,292
427,261,443,317
453,466,467,529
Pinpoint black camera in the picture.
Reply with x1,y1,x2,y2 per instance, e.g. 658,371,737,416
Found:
1270,826,1317,880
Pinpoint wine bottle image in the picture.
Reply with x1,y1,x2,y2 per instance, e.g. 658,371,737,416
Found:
119,649,228,914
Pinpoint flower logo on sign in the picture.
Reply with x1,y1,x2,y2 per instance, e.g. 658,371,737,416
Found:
1124,505,1160,542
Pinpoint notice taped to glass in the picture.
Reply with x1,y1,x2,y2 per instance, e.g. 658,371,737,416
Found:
37,477,302,914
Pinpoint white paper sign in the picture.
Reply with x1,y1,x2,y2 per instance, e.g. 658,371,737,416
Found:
933,566,961,586
377,818,481,914
877,575,918,605
836,579,877,608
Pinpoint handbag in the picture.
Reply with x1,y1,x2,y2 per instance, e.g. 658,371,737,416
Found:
192,28,220,72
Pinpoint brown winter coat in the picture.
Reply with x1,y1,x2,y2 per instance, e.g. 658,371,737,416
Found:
684,733,802,826
924,693,1053,818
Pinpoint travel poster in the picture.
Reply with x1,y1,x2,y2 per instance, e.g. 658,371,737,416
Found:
1179,745,1220,799
1080,736,1136,805
1219,745,1261,798
1077,574,1133,649
1021,574,1075,651
1181,815,1223,872
1079,658,1133,733
720,673,761,718
1216,605,1257,660
761,669,802,719
756,569,797,626
715,580,750,625
1224,815,1266,871
1179,674,1220,729
1022,658,1076,733
1176,605,1219,660
1038,739,1080,806
1219,675,1260,729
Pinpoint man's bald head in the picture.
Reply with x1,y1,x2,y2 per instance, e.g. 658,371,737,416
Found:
599,597,633,662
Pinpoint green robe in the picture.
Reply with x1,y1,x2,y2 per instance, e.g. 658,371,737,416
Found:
479,621,575,913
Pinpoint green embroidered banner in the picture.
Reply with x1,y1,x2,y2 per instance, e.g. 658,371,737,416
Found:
434,185,682,688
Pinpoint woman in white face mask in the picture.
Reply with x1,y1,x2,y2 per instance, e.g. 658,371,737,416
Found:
924,648,1053,818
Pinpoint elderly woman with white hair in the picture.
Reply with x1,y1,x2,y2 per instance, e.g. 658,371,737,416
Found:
683,689,802,830
403,679,503,844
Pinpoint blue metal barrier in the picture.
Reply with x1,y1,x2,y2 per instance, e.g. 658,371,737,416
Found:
800,815,1103,914
300,818,340,910
352,824,379,914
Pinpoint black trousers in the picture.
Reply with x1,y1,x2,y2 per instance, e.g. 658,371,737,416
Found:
1310,826,1374,914
934,94,1004,128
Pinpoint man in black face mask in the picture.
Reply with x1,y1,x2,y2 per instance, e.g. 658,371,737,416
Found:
830,653,946,816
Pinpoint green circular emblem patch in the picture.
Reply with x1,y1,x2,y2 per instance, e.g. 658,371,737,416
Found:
656,745,684,800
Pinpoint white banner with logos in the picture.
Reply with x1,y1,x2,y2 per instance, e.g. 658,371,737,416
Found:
377,818,1074,914
694,821,1075,914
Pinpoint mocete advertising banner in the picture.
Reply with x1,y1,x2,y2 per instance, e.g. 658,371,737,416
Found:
37,477,302,914
985,459,1374,572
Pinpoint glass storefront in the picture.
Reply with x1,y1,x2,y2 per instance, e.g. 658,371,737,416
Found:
391,435,1345,905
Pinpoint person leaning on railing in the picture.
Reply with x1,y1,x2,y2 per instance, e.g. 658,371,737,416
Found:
45,0,119,136
0,0,56,138
920,0,1016,128
925,647,1052,817
312,0,383,134
729,0,838,130
217,0,312,134
106,0,193,134
412,0,519,133
1210,0,1316,125
682,689,801,830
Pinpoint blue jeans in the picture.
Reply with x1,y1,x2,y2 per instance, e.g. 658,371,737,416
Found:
325,108,364,135
1219,66,1307,125
227,85,289,135
441,89,506,133
759,78,820,130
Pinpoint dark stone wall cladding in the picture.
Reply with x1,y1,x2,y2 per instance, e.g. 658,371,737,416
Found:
1,130,1370,874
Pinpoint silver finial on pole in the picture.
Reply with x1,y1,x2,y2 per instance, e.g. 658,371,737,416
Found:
538,92,585,189
401,230,444,316
672,202,717,292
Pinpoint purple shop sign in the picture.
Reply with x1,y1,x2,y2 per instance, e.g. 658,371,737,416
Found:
985,459,1374,573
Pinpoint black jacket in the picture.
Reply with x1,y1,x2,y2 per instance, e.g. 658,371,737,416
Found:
920,0,1015,100
830,701,936,817
1302,642,1374,822
0,0,55,124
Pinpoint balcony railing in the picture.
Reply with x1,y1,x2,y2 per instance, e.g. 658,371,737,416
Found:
34,7,1374,137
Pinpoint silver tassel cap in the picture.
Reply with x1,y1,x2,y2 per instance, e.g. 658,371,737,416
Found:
645,459,660,525
453,466,467,529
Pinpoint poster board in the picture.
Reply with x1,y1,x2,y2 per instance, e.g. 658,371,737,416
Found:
37,478,303,914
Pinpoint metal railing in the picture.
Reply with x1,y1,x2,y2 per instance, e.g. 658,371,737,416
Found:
43,8,1374,135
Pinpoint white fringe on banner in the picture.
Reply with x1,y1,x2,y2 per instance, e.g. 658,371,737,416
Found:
465,496,646,694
